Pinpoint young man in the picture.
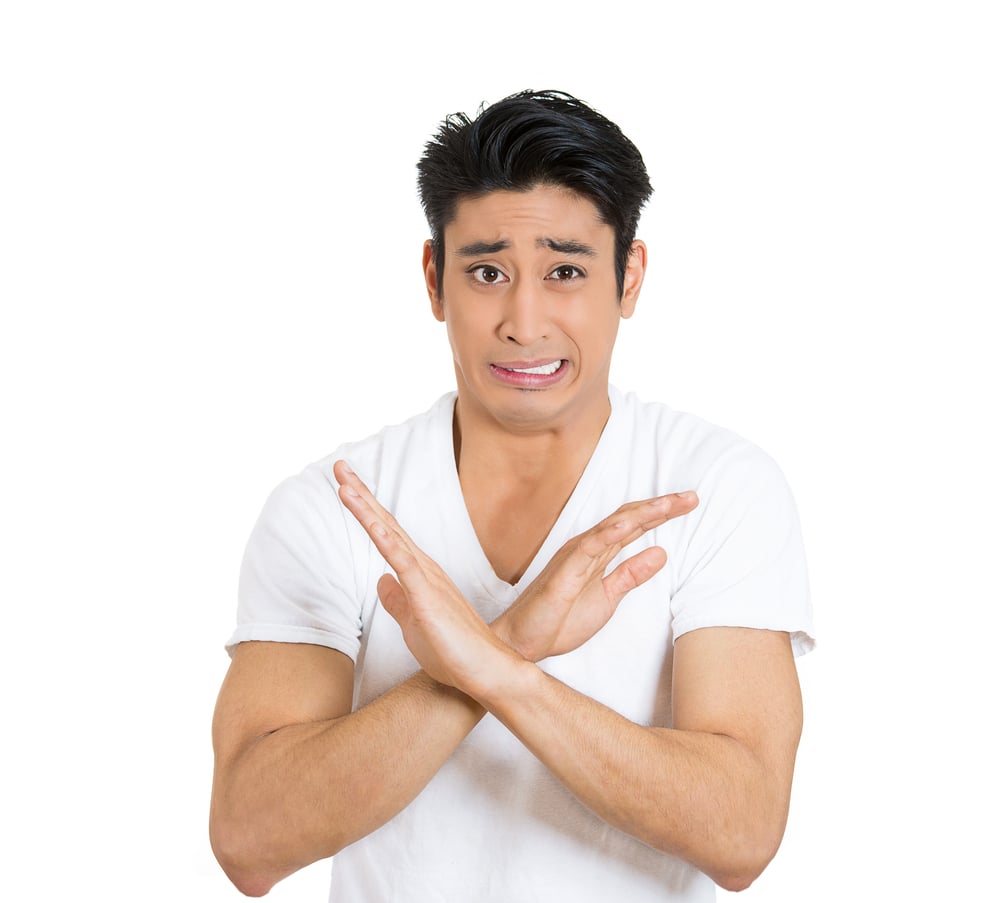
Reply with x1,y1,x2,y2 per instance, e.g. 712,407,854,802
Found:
210,90,814,901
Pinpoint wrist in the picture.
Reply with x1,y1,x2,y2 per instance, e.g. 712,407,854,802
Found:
460,637,533,708
490,613,538,662
409,670,485,715
468,647,539,711
490,613,514,650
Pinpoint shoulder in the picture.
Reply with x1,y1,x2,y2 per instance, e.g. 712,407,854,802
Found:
314,393,456,489
267,393,456,509
249,392,456,561
611,392,814,656
610,387,786,495
231,394,457,657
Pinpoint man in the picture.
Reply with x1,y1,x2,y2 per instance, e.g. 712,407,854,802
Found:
210,90,814,901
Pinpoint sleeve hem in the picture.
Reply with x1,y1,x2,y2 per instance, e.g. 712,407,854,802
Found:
225,624,361,662
673,618,816,658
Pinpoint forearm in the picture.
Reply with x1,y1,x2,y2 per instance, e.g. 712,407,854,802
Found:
211,670,484,895
476,660,788,892
327,462,791,888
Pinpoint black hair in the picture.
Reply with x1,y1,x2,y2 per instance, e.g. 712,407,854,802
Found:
417,90,653,299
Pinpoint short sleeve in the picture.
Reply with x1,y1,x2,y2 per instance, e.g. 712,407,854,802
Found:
227,461,366,661
669,443,815,657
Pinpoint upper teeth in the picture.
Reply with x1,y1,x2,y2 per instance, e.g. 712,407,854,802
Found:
509,361,562,375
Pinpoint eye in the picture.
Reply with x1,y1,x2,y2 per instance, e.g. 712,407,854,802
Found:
469,265,509,285
546,264,585,282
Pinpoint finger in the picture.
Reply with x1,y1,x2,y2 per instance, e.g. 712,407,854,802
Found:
361,513,423,577
333,460,401,528
336,483,429,584
577,492,698,564
337,481,405,551
334,460,421,557
602,545,668,604
639,490,699,525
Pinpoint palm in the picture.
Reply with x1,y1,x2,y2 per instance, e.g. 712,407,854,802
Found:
496,497,687,662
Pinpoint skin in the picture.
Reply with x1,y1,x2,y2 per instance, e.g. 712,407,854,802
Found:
425,184,640,442
210,185,803,896
423,184,647,582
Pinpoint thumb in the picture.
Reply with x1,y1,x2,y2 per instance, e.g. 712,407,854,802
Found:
377,572,408,621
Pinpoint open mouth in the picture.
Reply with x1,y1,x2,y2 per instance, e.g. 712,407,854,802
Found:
497,360,563,376
489,359,568,387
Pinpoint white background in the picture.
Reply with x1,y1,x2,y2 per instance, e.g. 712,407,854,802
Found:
2,2,997,900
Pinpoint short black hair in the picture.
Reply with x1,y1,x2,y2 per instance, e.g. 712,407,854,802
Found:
417,90,653,299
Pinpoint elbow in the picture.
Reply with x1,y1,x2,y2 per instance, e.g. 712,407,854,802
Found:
709,856,770,893
213,853,276,898
714,869,760,894
706,832,782,893
231,877,274,899
210,816,280,898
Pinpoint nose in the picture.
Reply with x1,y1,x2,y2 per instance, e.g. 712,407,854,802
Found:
499,281,548,346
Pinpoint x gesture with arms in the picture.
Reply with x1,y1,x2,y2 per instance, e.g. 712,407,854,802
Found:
211,89,813,902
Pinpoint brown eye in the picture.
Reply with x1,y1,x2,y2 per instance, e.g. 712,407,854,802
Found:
549,265,584,281
471,265,508,284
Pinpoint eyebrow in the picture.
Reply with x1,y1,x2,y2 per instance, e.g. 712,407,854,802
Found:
455,240,510,257
536,238,597,257
454,238,597,258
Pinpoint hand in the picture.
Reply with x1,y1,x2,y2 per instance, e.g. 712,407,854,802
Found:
333,460,517,695
493,491,699,663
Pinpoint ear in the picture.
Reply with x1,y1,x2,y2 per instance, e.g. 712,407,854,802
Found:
423,240,445,322
620,240,647,319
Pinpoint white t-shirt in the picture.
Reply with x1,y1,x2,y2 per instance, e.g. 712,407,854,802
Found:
230,387,815,902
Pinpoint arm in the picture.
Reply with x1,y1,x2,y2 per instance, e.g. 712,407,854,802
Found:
340,466,802,892
210,461,693,896
476,626,802,892
209,643,484,897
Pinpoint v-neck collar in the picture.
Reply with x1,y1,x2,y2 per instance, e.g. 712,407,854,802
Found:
431,388,624,603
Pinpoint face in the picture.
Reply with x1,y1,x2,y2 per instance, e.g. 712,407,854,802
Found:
423,184,646,436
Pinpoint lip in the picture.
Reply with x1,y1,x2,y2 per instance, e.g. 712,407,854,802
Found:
489,359,568,389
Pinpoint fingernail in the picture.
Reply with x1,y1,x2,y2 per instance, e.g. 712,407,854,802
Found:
678,491,695,500
342,461,355,475
343,485,359,498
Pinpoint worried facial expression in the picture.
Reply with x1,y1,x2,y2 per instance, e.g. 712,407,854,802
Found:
423,184,646,434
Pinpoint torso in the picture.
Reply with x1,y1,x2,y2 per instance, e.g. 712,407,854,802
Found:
330,388,724,902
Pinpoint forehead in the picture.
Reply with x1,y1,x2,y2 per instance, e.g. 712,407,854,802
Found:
445,185,610,248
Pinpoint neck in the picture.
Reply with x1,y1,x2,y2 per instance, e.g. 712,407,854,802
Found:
452,392,611,486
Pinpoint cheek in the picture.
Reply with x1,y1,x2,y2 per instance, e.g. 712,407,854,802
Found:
444,309,487,359
564,306,621,353
445,319,463,360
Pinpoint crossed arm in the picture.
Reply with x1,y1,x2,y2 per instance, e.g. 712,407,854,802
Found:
210,461,802,896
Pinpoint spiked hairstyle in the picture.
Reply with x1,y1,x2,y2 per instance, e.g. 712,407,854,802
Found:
417,90,653,299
